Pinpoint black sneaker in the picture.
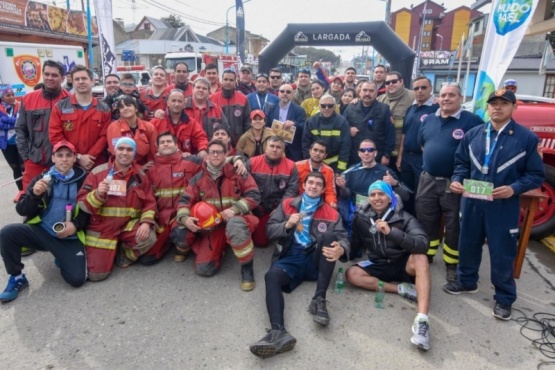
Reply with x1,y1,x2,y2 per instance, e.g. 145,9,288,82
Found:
308,296,330,326
241,261,255,291
249,329,297,358
446,264,458,283
492,302,511,321
442,281,478,295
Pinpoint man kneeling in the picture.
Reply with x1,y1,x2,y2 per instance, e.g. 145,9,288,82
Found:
249,172,350,358
0,141,88,302
346,180,431,350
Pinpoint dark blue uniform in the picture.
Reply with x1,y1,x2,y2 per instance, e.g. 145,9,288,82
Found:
400,97,439,214
416,109,483,265
452,120,544,307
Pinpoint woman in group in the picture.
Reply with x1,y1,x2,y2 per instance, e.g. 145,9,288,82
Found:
301,80,327,117
106,96,157,166
339,88,356,115
236,109,273,158
0,85,24,194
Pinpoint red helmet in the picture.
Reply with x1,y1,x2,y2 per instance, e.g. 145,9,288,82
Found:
191,201,222,230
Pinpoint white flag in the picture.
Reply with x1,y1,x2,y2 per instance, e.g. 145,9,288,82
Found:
471,0,539,119
539,38,555,75
93,0,117,80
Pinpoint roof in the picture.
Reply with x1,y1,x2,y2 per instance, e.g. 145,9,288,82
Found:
148,26,200,42
134,16,171,32
195,34,224,46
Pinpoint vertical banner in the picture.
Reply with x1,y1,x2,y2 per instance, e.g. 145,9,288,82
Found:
471,0,539,119
235,0,246,69
93,0,117,81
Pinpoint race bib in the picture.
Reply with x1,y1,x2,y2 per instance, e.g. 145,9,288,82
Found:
463,179,493,201
355,193,368,208
107,179,127,196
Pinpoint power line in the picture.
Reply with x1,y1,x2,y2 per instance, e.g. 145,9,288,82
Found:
136,0,225,27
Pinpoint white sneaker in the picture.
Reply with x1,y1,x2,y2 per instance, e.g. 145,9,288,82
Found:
398,282,418,303
411,317,430,351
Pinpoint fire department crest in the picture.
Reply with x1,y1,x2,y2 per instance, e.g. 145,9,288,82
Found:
63,121,74,131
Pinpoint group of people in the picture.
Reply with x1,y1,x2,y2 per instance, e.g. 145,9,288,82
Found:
0,60,545,358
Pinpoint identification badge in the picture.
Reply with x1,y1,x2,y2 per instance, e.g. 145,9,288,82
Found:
107,179,127,196
358,260,373,268
355,193,368,208
463,179,493,201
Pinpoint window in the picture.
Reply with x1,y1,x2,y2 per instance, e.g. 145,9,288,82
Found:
544,75,555,98
425,19,433,25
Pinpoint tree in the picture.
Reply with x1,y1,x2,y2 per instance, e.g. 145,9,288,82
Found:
293,47,341,66
162,14,185,28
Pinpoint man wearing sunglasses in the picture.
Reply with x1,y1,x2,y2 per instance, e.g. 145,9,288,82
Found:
343,81,394,167
292,68,312,105
268,68,283,96
396,76,439,215
266,84,306,161
416,83,483,283
378,72,415,171
302,94,351,173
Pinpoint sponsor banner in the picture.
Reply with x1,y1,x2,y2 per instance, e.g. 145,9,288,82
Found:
93,0,117,79
471,0,539,120
0,0,98,40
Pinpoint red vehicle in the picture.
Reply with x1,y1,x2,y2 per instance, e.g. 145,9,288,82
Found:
163,52,238,83
516,96,555,239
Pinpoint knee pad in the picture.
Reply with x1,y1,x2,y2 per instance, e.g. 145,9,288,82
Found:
170,227,188,248
195,261,218,277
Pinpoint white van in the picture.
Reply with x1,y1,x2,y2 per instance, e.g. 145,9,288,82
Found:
0,41,86,97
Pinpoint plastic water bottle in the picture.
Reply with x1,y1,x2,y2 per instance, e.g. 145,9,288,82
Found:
334,267,345,294
374,280,385,309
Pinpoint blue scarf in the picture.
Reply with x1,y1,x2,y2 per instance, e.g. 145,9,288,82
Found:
294,193,320,247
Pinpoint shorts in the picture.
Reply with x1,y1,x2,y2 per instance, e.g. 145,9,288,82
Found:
354,254,414,284
272,247,319,293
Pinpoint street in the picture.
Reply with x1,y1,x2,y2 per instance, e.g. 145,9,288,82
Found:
0,158,554,369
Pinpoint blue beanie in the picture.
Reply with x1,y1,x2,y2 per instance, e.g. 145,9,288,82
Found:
115,137,137,155
368,180,397,209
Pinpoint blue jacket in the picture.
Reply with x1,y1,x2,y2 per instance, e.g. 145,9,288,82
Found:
266,101,307,162
452,120,544,204
247,92,279,114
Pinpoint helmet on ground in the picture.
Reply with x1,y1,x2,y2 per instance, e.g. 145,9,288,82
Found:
191,201,222,230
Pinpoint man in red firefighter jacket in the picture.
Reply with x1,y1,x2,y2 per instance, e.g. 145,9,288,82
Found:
15,60,70,190
185,78,228,141
49,65,112,171
77,137,157,281
150,89,208,157
176,139,261,291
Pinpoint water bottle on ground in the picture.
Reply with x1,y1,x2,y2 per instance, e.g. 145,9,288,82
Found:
334,267,345,294
374,280,385,309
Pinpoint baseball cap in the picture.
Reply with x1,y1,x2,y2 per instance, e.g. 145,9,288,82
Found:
503,79,517,87
240,66,253,73
250,109,265,119
487,89,517,104
52,140,76,154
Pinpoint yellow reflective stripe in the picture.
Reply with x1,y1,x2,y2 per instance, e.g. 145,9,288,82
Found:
337,161,347,171
140,210,156,222
235,199,250,214
85,234,117,250
443,244,458,256
154,188,183,198
429,239,440,247
176,208,190,220
204,198,235,208
310,129,341,137
99,207,140,218
443,243,459,264
233,242,254,258
123,219,138,232
86,191,103,209
323,155,338,164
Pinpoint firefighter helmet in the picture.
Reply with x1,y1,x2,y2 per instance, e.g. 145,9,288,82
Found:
191,201,222,230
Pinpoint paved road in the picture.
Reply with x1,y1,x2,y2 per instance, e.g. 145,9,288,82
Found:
0,158,554,369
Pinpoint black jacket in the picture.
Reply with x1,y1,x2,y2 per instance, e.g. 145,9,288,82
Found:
351,202,428,262
16,167,90,231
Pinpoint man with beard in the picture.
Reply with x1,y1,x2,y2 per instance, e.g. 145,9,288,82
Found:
103,74,120,97
16,60,70,190
268,68,283,95
164,62,193,98
103,73,147,121
250,136,299,248
247,73,279,114
210,69,251,146
343,80,394,167
237,66,256,96
302,94,351,173
344,67,357,90
151,89,208,157
296,140,337,208
292,68,312,105
266,84,306,161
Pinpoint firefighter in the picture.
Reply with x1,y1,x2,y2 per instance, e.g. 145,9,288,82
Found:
175,139,261,291
77,137,157,281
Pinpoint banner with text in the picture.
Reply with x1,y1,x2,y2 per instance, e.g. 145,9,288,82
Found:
93,0,117,79
471,0,539,119
0,0,98,40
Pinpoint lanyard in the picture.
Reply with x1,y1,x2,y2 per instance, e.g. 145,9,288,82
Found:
369,208,392,234
484,122,508,171
255,93,268,110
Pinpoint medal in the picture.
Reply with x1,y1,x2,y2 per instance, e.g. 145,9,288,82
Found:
369,224,378,234
296,224,304,232
481,166,489,175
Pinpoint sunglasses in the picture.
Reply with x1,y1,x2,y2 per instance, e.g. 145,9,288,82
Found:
120,82,135,87
385,79,399,85
279,89,293,94
320,104,334,109
359,148,376,153
413,86,428,91
270,75,281,79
